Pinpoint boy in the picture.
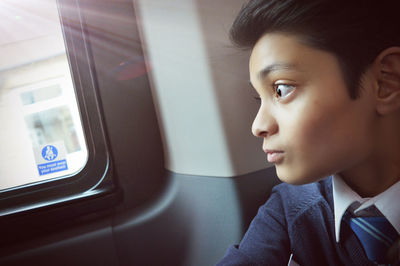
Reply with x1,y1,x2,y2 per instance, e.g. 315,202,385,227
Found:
218,0,400,265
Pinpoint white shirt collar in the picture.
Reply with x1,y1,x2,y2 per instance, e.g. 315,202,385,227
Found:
332,174,400,242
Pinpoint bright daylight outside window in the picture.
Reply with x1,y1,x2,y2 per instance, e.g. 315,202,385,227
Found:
0,0,88,191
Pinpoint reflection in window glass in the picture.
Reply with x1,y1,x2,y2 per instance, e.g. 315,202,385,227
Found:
20,85,62,105
0,0,88,190
25,106,81,153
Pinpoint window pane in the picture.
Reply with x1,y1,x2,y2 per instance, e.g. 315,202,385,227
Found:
0,0,88,190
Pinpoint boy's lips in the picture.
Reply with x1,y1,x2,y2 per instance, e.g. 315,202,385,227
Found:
263,149,284,163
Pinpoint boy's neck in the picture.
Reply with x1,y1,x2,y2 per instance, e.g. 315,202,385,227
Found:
341,162,399,198
340,116,400,198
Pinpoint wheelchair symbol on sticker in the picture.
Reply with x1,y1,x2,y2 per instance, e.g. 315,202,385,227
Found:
42,145,58,161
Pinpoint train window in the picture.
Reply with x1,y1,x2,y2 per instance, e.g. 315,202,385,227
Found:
0,0,116,222
0,0,87,189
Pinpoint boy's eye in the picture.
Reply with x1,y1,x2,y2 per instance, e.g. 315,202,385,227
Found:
273,84,295,99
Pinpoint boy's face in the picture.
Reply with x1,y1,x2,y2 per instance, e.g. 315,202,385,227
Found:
249,32,377,184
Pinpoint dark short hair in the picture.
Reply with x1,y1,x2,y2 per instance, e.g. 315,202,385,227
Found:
230,0,400,98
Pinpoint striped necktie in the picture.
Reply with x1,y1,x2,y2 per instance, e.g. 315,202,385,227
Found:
346,214,399,264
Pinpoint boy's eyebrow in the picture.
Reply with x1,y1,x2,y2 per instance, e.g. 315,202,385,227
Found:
257,63,298,80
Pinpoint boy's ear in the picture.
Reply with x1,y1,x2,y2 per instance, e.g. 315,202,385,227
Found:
374,47,400,115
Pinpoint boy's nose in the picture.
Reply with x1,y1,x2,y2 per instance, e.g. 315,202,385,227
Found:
251,106,278,138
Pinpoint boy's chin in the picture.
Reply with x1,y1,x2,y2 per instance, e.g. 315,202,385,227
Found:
275,166,327,185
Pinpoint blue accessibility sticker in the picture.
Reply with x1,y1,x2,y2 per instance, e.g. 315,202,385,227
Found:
36,144,68,176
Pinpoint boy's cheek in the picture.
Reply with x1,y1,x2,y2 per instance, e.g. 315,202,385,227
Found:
277,111,349,183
